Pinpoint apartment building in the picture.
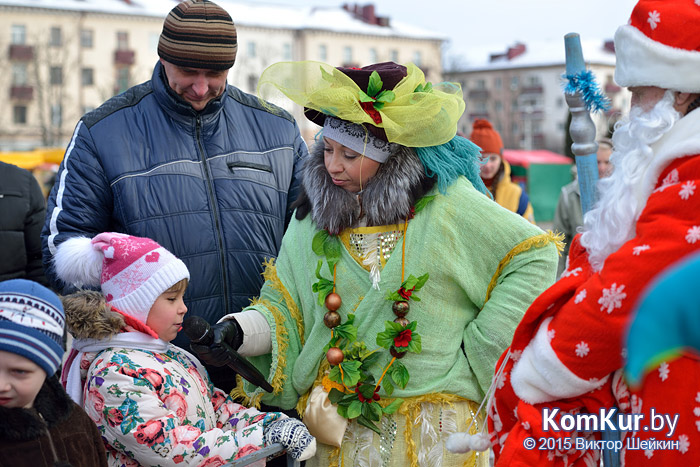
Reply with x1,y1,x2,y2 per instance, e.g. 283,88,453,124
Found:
1,0,444,150
445,40,631,153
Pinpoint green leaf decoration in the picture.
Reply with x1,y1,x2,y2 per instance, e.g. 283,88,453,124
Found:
360,350,381,370
312,230,329,256
367,71,383,97
413,195,436,214
358,383,376,399
383,377,394,396
376,329,395,349
375,90,396,103
408,321,417,332
414,82,434,93
347,400,363,419
358,90,375,103
324,238,342,264
337,404,349,418
373,101,385,110
407,332,422,354
385,290,402,302
391,360,410,389
328,388,346,404
357,415,382,434
338,360,363,387
403,275,419,290
367,401,383,421
383,398,404,414
334,321,358,343
414,273,430,291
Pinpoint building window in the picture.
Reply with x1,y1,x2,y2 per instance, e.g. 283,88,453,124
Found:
81,29,93,48
527,75,541,86
413,51,422,67
511,98,518,109
475,79,486,90
116,68,129,94
11,25,26,45
369,48,377,63
51,104,62,127
283,43,292,60
511,122,519,134
50,27,62,47
494,100,503,112
390,49,398,62
248,74,258,93
247,42,256,58
494,77,502,89
319,44,327,61
116,31,129,51
81,68,94,86
13,106,27,125
343,46,352,64
50,66,63,85
510,76,519,90
12,64,28,86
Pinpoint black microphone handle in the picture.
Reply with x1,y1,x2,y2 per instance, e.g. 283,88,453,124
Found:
182,316,213,345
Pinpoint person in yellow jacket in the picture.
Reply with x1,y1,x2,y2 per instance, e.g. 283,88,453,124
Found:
470,119,535,223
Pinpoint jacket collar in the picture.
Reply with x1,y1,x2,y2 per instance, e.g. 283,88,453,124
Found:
0,376,73,441
151,60,228,127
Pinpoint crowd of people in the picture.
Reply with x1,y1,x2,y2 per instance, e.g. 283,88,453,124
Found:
1,0,698,465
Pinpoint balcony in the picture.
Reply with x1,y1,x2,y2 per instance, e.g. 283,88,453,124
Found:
468,89,490,100
10,85,33,100
9,44,34,61
114,50,135,65
520,85,543,94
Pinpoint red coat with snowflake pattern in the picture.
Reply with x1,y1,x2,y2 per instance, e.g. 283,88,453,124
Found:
489,153,700,466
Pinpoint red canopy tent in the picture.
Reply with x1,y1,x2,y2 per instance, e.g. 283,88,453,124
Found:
502,149,572,168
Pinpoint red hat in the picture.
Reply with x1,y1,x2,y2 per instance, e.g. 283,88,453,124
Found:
469,119,503,155
614,0,700,93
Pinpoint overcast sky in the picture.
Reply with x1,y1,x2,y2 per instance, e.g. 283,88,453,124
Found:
266,0,638,66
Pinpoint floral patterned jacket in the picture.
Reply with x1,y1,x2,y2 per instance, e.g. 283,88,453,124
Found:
81,344,282,467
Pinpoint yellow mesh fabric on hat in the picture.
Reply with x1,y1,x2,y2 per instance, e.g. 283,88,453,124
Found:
257,61,465,148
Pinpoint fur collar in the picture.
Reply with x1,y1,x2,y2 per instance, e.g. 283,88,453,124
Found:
0,375,73,441
62,290,126,339
301,142,429,233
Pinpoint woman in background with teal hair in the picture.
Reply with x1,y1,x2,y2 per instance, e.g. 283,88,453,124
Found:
192,61,560,467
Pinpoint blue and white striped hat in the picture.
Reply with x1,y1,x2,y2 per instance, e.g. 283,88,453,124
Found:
0,279,65,376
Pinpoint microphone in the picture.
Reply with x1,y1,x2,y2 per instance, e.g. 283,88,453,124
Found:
183,316,274,393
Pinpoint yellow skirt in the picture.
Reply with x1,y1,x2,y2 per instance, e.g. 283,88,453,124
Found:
304,397,490,467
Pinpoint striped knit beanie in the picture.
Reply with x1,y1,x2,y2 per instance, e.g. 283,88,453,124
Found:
158,0,237,71
0,279,65,376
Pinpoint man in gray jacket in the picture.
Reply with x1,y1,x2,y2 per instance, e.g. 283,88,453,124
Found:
41,0,306,391
552,139,613,277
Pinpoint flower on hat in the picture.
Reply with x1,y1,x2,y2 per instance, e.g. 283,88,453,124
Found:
358,71,396,124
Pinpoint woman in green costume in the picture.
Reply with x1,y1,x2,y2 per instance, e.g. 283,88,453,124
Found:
192,61,560,467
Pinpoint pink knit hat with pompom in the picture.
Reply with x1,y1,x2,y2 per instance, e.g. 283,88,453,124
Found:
53,233,190,330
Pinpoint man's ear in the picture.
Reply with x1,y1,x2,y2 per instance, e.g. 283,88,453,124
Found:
674,92,700,115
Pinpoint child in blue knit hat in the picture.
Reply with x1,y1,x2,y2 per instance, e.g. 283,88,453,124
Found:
0,278,107,466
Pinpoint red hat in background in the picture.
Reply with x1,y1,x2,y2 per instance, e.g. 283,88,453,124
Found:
469,119,503,155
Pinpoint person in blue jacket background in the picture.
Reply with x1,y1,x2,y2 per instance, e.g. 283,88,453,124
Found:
41,0,306,392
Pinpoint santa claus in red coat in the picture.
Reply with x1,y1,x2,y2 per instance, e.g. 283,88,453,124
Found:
480,1,700,465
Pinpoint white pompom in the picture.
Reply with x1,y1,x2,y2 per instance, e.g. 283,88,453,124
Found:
53,236,103,287
446,431,491,453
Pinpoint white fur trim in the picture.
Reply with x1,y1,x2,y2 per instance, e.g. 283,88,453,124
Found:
634,108,700,208
445,432,490,453
614,25,700,93
511,318,608,404
219,310,271,357
53,236,103,288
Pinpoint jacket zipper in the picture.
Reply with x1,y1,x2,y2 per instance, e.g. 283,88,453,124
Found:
196,116,230,316
37,411,62,465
